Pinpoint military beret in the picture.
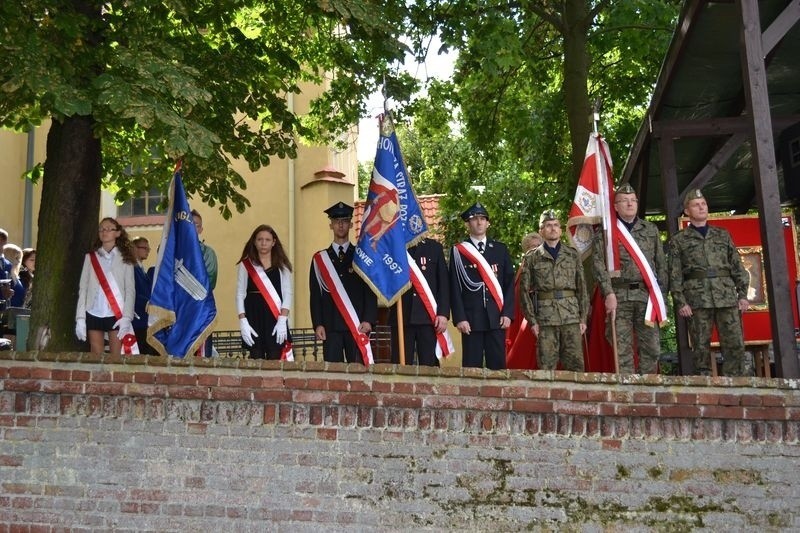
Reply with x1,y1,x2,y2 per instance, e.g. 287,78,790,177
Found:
615,183,636,195
683,188,705,208
539,210,559,227
324,201,354,219
460,202,490,221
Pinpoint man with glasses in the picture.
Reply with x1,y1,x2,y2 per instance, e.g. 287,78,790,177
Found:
191,210,218,356
131,237,156,354
592,183,667,374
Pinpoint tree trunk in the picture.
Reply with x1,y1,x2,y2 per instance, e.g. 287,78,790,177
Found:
562,0,593,183
28,116,101,351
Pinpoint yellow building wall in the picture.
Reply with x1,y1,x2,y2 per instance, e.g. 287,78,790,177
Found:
0,127,47,248
0,86,361,335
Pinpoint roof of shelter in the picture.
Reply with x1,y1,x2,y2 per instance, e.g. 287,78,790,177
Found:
621,0,800,216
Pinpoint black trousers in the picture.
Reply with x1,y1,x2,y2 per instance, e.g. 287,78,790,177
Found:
391,324,439,366
461,329,506,370
323,330,362,364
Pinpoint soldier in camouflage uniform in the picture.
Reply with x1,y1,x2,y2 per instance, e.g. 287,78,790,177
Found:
520,211,588,371
592,184,667,374
668,189,750,376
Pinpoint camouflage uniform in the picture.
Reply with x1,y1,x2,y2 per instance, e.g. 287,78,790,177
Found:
592,218,667,374
520,243,588,371
668,225,749,376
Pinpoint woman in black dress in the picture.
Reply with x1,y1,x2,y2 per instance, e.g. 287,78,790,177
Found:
236,225,293,359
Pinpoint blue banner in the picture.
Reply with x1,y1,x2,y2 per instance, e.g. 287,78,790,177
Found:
147,166,217,357
354,114,429,306
386,118,428,245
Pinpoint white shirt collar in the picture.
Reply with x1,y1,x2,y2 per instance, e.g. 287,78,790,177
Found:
96,246,117,259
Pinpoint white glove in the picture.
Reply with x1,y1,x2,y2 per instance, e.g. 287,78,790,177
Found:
239,317,259,347
272,315,288,344
113,317,134,341
75,318,87,341
113,317,132,331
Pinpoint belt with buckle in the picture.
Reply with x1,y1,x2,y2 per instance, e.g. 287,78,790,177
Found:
612,279,643,290
684,267,731,280
537,289,576,300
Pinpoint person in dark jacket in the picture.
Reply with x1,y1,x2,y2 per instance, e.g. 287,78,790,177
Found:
389,238,450,366
449,202,515,370
309,202,378,364
131,237,156,354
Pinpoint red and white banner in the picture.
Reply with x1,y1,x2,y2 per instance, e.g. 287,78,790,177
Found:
243,258,293,361
313,251,374,365
567,133,618,269
407,252,454,360
88,252,140,355
453,242,504,310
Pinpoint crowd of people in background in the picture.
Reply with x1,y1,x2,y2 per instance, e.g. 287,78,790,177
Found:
0,228,36,346
1,183,753,377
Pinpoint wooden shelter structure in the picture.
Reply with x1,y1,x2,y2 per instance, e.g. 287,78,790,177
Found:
621,0,800,377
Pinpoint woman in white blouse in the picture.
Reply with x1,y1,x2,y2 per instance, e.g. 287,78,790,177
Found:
236,225,292,359
75,217,136,355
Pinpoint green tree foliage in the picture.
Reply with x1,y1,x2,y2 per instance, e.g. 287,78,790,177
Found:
408,0,680,218
0,0,410,350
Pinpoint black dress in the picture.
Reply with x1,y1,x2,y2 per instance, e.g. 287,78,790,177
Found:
243,267,290,360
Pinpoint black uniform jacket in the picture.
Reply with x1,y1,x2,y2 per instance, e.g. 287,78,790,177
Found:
389,239,450,326
449,238,515,331
309,244,378,332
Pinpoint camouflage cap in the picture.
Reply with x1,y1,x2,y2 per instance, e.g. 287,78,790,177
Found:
615,183,636,195
683,188,705,208
538,209,559,228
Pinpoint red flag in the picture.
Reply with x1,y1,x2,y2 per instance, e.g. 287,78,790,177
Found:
568,133,619,371
583,286,616,372
567,133,618,269
506,268,537,369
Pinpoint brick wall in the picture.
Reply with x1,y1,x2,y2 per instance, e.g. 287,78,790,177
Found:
1,351,799,531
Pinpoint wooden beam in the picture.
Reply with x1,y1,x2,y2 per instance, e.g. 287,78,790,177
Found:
621,0,707,184
657,136,692,375
671,132,748,219
653,114,800,138
739,0,799,378
762,0,800,54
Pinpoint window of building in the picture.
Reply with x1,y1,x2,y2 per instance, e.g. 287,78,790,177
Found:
118,188,166,217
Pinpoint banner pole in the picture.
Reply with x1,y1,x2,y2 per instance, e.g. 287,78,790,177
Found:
397,298,406,365
611,310,620,373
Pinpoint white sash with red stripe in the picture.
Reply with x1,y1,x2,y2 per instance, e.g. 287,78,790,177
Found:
615,220,668,326
243,259,293,361
88,252,140,355
407,252,454,360
453,242,504,310
313,251,374,365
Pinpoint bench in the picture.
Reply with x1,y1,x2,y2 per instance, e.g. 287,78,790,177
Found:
212,325,392,362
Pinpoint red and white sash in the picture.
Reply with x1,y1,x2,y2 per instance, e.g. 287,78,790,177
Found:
313,251,374,365
615,220,668,326
454,242,504,310
243,259,293,361
407,252,454,360
88,252,140,355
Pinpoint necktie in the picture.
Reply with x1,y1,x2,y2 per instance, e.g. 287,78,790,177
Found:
478,241,484,254
338,245,345,261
